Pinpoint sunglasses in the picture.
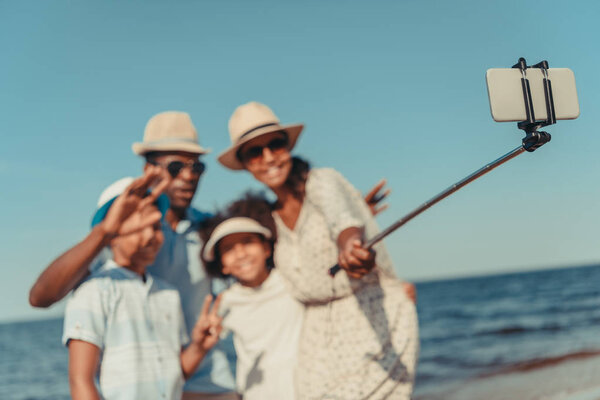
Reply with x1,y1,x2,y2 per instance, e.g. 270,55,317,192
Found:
149,159,206,178
239,137,289,164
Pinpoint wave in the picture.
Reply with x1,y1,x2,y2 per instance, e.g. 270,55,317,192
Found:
479,349,600,377
477,323,563,337
421,323,564,343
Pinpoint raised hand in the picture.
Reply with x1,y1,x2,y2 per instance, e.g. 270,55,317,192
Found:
190,294,223,352
364,179,391,216
100,166,170,237
180,294,224,379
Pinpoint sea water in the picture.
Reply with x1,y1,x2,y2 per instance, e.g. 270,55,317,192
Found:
414,264,600,398
2,264,599,399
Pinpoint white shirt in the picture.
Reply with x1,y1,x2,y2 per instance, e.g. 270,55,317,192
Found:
220,270,304,400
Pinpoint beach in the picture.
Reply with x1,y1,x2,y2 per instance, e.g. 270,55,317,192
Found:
418,352,600,400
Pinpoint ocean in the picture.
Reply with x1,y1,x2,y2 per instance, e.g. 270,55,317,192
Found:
2,264,599,399
413,264,600,399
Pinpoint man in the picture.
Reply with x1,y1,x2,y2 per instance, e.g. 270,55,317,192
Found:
29,111,238,399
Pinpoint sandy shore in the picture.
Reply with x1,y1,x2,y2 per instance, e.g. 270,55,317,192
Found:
417,353,600,400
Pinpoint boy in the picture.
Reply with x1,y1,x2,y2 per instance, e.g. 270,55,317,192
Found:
201,197,304,400
63,172,222,400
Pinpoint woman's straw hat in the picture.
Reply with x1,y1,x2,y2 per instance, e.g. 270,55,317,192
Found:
218,102,304,170
132,111,210,156
202,217,272,261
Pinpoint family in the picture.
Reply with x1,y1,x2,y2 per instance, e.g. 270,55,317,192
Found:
29,102,419,400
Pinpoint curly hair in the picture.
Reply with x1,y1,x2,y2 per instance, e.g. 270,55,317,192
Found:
200,192,277,278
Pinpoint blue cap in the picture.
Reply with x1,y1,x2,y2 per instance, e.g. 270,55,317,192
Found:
90,177,170,228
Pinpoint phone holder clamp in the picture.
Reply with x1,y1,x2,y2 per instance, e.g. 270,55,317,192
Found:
512,57,555,152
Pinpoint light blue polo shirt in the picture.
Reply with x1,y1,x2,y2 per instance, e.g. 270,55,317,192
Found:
90,207,236,394
147,207,236,394
63,260,188,400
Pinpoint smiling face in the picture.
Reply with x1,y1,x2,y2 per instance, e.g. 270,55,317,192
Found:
238,131,292,190
146,151,204,211
218,232,271,288
111,204,165,271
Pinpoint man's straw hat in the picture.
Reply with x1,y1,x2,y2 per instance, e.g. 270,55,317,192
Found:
132,111,210,156
218,102,304,170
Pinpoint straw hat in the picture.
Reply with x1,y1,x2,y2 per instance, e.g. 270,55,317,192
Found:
218,102,304,170
132,111,210,156
202,217,272,261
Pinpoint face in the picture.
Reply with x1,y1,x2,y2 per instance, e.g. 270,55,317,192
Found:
218,232,271,288
111,204,165,268
239,132,292,190
146,151,204,210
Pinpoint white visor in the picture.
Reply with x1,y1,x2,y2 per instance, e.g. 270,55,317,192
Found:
203,217,272,261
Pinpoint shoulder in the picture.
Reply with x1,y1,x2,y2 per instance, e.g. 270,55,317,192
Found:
219,282,265,313
306,167,357,195
66,269,116,317
73,265,118,295
150,274,179,294
69,276,102,301
187,207,213,226
220,282,243,305
308,167,345,182
70,262,137,306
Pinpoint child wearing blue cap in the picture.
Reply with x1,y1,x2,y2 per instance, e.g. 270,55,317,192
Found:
62,170,222,400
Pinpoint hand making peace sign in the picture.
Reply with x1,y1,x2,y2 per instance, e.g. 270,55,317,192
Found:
190,294,224,352
99,165,171,238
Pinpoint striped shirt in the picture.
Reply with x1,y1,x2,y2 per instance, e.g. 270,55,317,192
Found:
63,259,189,400
91,207,237,394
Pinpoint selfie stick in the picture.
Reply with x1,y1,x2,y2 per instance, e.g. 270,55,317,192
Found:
329,58,555,277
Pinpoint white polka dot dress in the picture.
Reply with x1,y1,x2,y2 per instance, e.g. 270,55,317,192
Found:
273,168,419,400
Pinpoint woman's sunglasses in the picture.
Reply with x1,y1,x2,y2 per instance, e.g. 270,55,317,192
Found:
149,159,206,178
239,136,289,164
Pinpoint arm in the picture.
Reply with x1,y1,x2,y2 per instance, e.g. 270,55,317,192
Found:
29,167,170,308
181,294,223,379
68,340,101,400
29,226,111,308
274,169,376,302
310,170,376,279
363,180,418,303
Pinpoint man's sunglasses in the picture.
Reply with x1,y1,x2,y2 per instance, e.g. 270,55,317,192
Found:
149,160,206,178
239,136,289,163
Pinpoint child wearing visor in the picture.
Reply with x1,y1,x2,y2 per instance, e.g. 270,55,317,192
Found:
201,197,303,400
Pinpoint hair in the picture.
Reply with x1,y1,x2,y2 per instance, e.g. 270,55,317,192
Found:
200,192,277,278
284,156,310,200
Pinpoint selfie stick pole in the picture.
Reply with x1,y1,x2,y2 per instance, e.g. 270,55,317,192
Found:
329,57,555,277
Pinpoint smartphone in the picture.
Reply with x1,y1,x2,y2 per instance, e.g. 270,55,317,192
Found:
486,67,580,122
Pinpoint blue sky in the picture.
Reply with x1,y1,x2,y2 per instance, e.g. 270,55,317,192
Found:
1,0,599,322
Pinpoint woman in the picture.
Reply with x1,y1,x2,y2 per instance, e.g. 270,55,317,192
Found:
218,102,419,399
